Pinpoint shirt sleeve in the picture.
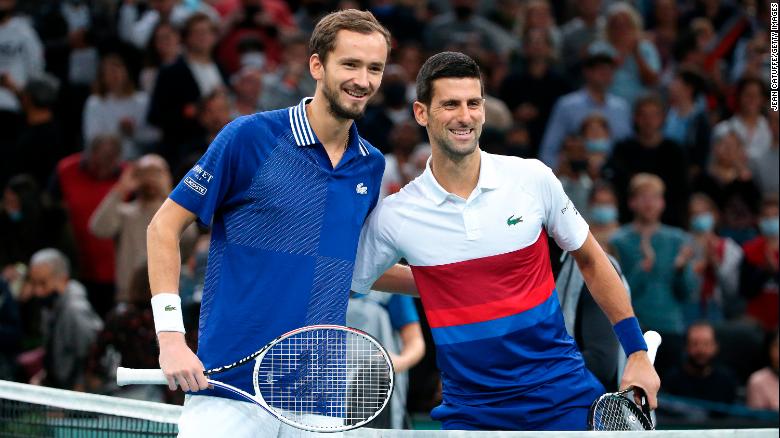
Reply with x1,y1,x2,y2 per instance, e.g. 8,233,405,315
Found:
169,118,245,227
351,201,403,294
386,295,419,330
639,40,661,73
534,160,589,251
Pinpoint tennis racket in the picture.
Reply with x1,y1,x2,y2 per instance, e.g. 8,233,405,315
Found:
117,325,394,433
587,330,662,431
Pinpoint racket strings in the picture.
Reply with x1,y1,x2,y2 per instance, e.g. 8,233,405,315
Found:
591,395,651,431
255,328,392,427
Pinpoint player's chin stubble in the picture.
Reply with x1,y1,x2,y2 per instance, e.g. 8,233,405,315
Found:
430,125,480,162
323,81,367,120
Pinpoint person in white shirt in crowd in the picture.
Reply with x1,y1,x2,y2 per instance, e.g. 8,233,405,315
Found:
83,52,160,160
0,0,44,142
712,77,771,162
748,109,778,197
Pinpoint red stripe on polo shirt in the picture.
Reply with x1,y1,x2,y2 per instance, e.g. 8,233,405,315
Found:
411,231,555,328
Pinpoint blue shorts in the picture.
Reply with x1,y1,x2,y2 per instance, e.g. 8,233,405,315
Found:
431,366,604,431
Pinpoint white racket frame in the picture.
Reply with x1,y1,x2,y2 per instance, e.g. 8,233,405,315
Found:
117,324,395,432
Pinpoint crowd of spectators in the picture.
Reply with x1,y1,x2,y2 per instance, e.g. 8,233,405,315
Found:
0,0,777,426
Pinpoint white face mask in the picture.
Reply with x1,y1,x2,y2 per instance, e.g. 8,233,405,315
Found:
241,52,266,70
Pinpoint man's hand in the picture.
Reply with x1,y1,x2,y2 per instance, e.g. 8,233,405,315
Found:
115,163,139,197
620,350,661,409
157,332,209,392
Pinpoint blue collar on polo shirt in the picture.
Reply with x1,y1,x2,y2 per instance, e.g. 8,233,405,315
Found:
420,150,500,205
288,97,370,157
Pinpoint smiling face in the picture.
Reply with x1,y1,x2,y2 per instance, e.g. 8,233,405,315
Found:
413,77,485,160
310,30,388,120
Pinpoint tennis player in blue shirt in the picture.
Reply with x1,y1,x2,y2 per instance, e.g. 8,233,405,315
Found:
144,10,413,437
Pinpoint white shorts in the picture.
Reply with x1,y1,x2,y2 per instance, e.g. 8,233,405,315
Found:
177,395,344,438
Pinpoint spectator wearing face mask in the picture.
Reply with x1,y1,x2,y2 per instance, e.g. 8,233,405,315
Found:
22,248,103,390
693,129,762,245
539,51,631,169
556,134,592,216
610,173,698,376
587,182,619,250
687,193,743,322
740,198,780,331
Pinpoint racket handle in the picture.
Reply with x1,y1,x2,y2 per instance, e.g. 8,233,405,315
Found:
643,331,662,365
116,367,168,386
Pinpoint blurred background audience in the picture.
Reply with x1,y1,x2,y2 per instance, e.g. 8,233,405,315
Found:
0,0,776,428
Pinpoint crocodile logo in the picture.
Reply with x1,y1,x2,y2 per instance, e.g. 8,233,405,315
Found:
164,305,177,311
507,215,523,226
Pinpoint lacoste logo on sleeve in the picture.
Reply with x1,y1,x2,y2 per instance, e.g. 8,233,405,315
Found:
507,215,523,226
164,305,177,311
184,177,207,195
356,183,368,195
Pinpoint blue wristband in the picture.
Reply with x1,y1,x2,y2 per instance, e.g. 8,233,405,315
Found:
613,316,647,357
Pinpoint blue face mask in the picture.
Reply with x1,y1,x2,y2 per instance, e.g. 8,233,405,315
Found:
759,217,779,237
585,139,611,153
7,210,22,223
690,212,715,233
590,205,618,225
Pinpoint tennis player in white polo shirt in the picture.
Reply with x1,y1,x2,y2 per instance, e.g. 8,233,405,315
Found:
352,52,661,431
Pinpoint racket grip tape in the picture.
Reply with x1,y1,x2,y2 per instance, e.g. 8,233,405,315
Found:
116,367,169,386
643,331,662,365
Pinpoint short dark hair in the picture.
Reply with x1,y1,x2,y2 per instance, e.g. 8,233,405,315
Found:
415,51,483,105
676,68,706,97
181,12,217,42
735,75,768,100
309,9,391,64
633,92,665,116
24,74,59,108
582,52,615,69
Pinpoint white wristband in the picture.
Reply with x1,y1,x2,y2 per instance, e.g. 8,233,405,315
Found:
151,293,186,334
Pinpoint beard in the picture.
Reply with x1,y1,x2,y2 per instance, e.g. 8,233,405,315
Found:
322,78,369,121
428,122,481,162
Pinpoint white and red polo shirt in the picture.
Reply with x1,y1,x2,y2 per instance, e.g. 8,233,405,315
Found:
352,151,593,403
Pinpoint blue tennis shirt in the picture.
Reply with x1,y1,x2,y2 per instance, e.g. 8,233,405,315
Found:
169,98,384,401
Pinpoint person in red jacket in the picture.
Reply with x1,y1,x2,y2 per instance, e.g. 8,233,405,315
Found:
50,134,123,317
740,198,779,331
